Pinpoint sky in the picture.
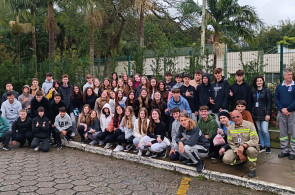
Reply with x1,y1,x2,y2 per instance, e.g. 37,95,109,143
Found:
238,0,295,26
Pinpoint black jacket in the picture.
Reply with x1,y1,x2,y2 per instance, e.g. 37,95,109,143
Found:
32,115,50,139
70,95,84,112
196,74,213,110
180,84,197,112
147,121,167,144
30,97,50,118
229,81,252,111
60,83,73,109
212,77,230,113
11,117,32,140
49,101,67,122
251,87,272,121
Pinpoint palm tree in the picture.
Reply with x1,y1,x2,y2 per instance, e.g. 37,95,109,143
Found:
206,0,263,67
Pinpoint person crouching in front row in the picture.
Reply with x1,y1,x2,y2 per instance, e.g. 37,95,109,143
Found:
176,113,210,173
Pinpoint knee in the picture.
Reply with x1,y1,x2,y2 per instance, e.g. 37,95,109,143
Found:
42,147,50,152
246,147,258,157
183,145,190,152
169,152,179,161
222,150,235,165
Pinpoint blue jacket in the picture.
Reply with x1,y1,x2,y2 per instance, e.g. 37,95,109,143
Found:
0,116,10,137
166,96,192,115
274,81,295,112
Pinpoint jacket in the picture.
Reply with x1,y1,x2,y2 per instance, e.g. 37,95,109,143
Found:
119,115,136,139
133,118,150,139
227,120,259,153
251,87,272,121
99,103,113,132
42,79,53,95
11,117,32,141
32,115,50,139
197,114,219,139
0,117,10,137
196,73,213,110
30,97,50,118
54,113,72,132
1,99,22,122
70,95,84,113
60,82,73,109
176,125,210,149
166,96,192,115
212,77,230,113
274,81,295,112
229,81,252,111
179,84,197,112
87,118,101,133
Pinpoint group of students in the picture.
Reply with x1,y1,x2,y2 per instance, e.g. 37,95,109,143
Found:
0,68,273,176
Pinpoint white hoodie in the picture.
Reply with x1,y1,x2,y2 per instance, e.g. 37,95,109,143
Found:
100,103,113,132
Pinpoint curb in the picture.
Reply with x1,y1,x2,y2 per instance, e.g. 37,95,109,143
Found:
62,140,295,195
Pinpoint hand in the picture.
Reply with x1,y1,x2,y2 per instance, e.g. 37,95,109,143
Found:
51,124,55,128
169,148,175,156
239,153,247,162
147,142,152,147
205,135,209,139
195,111,198,116
219,147,225,156
209,97,215,104
90,129,95,133
23,97,28,102
265,115,270,122
182,109,186,114
185,90,191,97
61,130,67,136
229,90,233,97
237,145,244,156
281,108,288,115
42,122,46,127
84,134,88,140
165,108,169,113
12,141,17,146
218,108,223,112
286,111,291,116
179,142,184,153
138,143,141,148
27,105,31,109
36,122,39,127
157,137,162,143
181,137,185,141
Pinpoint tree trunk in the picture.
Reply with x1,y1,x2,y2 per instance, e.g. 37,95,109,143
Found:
201,0,206,55
213,30,219,71
31,8,37,66
90,16,95,76
139,0,145,47
48,0,55,63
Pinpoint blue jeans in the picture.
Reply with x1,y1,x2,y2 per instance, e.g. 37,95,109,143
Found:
255,120,270,147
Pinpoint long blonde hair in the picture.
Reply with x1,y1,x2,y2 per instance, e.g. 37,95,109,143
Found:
138,107,148,135
98,90,110,108
122,106,134,129
138,88,150,109
179,113,196,130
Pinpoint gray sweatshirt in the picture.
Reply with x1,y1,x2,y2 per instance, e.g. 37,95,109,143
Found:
119,115,136,139
1,99,22,123
171,119,181,150
54,113,72,132
42,79,53,95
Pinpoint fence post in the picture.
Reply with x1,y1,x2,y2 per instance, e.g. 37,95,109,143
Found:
280,43,284,82
128,56,131,77
164,53,167,74
223,44,227,78
259,50,264,74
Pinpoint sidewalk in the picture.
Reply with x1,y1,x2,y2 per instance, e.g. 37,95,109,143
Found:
62,139,295,194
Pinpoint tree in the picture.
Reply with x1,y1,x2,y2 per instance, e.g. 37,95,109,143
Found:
206,0,263,68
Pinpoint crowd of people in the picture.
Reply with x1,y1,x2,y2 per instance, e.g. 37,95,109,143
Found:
0,68,295,178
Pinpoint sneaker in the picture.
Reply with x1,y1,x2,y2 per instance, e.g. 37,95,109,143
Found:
278,152,289,158
80,139,85,144
248,170,256,178
57,144,63,150
211,158,222,164
104,143,113,149
113,145,124,152
265,147,271,154
89,141,98,145
160,149,168,159
71,132,76,137
50,141,57,146
289,154,295,160
138,149,142,156
259,146,265,153
3,145,11,151
64,136,70,142
235,161,246,170
133,148,139,153
181,159,194,165
145,150,151,156
148,153,158,158
124,144,133,152
98,141,105,146
34,147,39,151
196,160,205,173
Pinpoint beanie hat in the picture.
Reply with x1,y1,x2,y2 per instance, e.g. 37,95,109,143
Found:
218,110,230,121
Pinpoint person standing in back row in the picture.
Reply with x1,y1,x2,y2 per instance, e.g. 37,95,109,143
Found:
165,71,176,92
274,68,295,160
60,74,73,112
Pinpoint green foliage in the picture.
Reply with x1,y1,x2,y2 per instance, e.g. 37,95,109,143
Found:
150,53,163,80
277,36,295,49
131,46,146,75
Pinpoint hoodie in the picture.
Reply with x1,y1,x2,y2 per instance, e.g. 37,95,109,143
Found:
60,82,73,109
1,98,22,123
197,114,219,139
170,119,181,150
229,81,252,111
196,73,213,111
30,97,50,118
166,96,192,115
18,86,34,111
54,113,72,132
119,115,136,139
32,115,50,139
42,79,54,95
49,100,66,122
212,76,230,113
180,84,197,112
0,116,10,137
12,117,32,141
99,103,113,132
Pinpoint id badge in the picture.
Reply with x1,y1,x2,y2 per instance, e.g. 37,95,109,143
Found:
238,138,242,144
255,102,259,107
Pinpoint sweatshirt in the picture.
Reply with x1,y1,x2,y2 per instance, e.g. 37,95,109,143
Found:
274,81,295,112
54,113,72,132
32,115,50,139
196,73,213,111
30,97,50,118
133,119,150,139
42,79,53,95
99,103,113,132
12,117,32,141
1,99,22,123
119,115,136,139
0,116,10,137
60,82,73,109
197,114,219,139
87,118,101,133
179,84,197,112
229,81,252,111
147,121,167,144
166,96,192,115
212,77,230,113
171,120,181,150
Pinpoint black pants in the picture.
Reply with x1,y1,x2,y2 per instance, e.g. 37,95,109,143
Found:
14,131,33,146
117,134,134,145
77,125,86,140
0,131,12,147
54,127,73,145
31,137,50,152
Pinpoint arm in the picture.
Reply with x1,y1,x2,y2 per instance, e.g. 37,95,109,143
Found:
183,99,192,114
274,85,283,111
244,123,259,147
54,116,62,131
208,121,219,139
11,121,17,141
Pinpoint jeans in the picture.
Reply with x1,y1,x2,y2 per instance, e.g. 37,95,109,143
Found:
0,131,12,146
31,138,50,152
255,120,270,147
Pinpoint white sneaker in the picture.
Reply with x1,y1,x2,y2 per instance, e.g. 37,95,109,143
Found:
71,132,76,137
138,149,142,156
98,141,105,146
89,141,98,145
104,143,113,149
34,147,39,151
146,150,151,156
113,145,124,152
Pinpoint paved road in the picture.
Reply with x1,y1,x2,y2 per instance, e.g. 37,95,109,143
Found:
0,147,273,195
